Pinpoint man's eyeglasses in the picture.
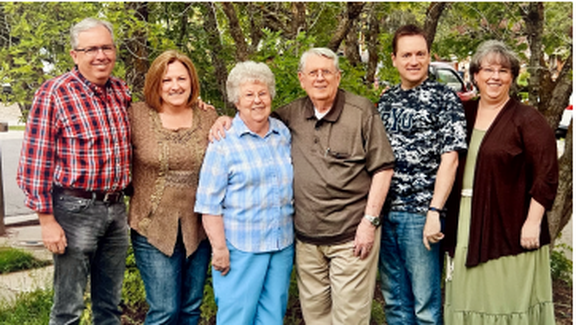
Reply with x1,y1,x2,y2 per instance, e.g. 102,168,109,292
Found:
75,45,116,56
306,69,337,79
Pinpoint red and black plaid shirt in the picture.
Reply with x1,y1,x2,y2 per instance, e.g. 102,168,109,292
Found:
17,68,132,214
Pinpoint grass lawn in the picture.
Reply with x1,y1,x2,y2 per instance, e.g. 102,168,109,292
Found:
0,247,51,274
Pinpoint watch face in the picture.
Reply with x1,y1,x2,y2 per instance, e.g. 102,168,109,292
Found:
365,215,380,227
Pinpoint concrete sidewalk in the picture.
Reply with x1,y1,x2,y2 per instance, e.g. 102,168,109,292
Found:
0,220,53,304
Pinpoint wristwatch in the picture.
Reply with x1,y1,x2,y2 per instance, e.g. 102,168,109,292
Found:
363,214,381,227
428,206,447,218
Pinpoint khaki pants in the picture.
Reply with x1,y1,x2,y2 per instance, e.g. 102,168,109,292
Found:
295,228,381,325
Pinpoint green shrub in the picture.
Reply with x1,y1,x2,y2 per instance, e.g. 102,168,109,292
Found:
550,243,572,287
0,288,52,324
200,268,217,324
0,247,51,274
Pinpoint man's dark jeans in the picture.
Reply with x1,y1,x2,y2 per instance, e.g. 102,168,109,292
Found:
50,192,129,325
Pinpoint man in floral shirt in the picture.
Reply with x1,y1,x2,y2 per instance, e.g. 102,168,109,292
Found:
376,24,467,325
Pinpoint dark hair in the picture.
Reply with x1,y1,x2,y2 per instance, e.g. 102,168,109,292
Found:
392,24,429,55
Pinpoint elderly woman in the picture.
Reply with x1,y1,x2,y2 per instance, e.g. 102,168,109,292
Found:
194,61,294,325
128,50,218,324
443,40,558,324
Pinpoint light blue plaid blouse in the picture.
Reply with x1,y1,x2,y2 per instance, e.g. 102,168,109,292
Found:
195,114,294,253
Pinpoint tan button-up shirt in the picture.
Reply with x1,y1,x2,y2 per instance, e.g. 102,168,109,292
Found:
275,89,395,245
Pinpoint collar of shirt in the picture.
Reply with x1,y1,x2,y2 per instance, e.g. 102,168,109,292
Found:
232,113,280,138
393,77,435,95
303,88,345,122
71,66,112,95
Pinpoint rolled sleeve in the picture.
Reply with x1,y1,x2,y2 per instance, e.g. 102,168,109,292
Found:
523,112,559,210
194,141,228,216
16,86,58,213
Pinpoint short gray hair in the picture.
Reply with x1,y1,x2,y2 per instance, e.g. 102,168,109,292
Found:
70,18,114,50
469,40,520,87
226,61,276,104
298,48,340,72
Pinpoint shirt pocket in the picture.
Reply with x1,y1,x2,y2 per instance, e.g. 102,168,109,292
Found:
61,114,100,152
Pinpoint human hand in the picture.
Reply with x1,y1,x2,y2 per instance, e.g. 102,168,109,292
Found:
212,247,230,276
38,213,67,254
423,212,444,251
379,85,390,97
520,219,541,250
197,99,216,111
209,116,233,142
353,218,376,259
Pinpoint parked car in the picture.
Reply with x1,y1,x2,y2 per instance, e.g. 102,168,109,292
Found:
1,83,12,95
428,62,476,102
556,104,572,139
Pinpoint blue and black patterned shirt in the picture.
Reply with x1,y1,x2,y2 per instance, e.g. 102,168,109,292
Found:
377,78,467,214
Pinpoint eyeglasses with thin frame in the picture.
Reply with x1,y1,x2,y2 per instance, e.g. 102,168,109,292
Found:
306,69,337,79
242,91,270,103
480,66,511,77
75,45,116,57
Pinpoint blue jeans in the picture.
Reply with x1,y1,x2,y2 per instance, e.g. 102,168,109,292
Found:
50,192,129,325
132,230,211,325
379,211,442,325
212,242,294,325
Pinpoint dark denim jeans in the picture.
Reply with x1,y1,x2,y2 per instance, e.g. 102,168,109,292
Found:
50,193,129,325
379,211,443,325
131,230,211,325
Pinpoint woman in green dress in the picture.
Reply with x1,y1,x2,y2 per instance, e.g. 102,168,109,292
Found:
443,40,558,324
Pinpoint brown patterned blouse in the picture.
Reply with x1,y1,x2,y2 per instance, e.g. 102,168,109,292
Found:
128,101,218,257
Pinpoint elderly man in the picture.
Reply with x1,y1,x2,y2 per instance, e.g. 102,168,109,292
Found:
17,18,131,324
377,24,467,325
211,48,395,324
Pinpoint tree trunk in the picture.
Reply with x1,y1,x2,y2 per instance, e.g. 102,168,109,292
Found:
222,2,249,62
365,4,380,86
201,2,233,115
247,3,264,54
423,2,449,50
327,2,365,52
177,3,193,47
122,2,149,102
345,21,361,67
549,123,573,244
524,2,545,108
542,49,573,128
289,2,307,39
521,2,573,243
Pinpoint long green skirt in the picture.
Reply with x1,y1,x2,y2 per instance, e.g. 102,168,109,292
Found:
444,195,556,325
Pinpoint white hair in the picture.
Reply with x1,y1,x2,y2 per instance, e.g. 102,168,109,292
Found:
226,61,276,104
70,18,114,49
298,47,339,72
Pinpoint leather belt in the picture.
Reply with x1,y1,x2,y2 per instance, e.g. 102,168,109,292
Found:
53,186,124,203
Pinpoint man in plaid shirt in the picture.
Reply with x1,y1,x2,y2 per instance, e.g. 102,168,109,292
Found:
16,18,131,325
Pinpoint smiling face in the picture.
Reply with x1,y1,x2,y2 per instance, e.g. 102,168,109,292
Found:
298,54,341,109
474,54,513,104
236,81,272,131
392,34,430,90
70,25,116,86
160,60,192,110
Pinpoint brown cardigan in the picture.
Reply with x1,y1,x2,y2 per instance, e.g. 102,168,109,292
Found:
128,102,218,257
443,98,558,267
